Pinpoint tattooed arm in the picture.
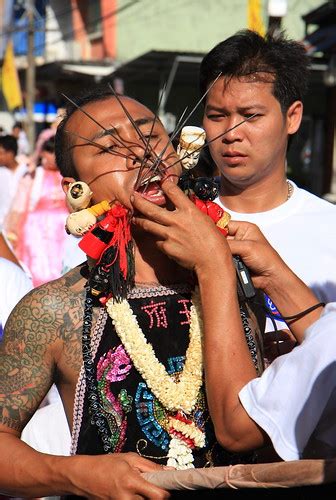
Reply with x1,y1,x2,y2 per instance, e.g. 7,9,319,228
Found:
0,269,167,499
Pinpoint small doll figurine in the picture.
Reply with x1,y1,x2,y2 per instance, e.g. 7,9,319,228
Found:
65,200,111,237
64,181,111,237
177,126,206,170
66,181,93,211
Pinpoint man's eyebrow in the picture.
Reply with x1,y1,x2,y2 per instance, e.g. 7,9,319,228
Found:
205,104,267,113
90,117,156,141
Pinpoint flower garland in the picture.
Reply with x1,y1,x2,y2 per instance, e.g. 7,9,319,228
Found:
106,288,204,414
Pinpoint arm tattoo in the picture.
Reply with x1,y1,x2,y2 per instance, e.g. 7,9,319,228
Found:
0,268,86,432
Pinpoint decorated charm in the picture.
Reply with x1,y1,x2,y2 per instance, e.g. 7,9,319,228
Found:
66,181,93,211
177,126,206,170
65,200,110,236
190,195,231,236
66,210,97,237
178,173,219,201
80,203,134,301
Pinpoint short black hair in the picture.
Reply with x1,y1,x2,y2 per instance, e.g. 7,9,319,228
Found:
55,85,118,179
0,135,18,155
41,137,55,154
199,29,309,113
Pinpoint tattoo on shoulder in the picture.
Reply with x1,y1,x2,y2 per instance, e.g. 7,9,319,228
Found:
0,270,87,429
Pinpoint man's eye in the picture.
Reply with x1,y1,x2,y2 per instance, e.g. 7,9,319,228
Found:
244,113,261,119
207,114,226,120
143,134,159,141
98,145,115,155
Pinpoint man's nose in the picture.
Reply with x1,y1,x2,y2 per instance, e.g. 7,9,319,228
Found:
125,145,148,170
222,116,243,143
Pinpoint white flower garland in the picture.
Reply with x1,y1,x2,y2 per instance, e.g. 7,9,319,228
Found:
106,288,204,414
167,437,195,469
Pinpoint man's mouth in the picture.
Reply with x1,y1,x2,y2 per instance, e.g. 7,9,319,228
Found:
222,151,247,165
136,174,165,204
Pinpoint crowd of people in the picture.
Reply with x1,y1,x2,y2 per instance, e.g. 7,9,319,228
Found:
0,28,335,498
0,114,85,287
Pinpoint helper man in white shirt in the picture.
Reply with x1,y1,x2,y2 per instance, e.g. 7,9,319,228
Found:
199,29,336,309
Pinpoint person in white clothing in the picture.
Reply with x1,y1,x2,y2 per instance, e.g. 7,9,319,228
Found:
200,29,336,310
239,302,336,461
0,135,28,227
12,122,30,159
0,257,33,339
132,187,335,461
21,400,71,456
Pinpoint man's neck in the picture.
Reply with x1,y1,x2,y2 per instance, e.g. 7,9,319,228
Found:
133,231,191,285
6,159,19,172
219,175,289,214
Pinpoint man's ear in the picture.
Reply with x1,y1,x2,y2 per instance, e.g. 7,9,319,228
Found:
62,177,76,194
287,101,303,135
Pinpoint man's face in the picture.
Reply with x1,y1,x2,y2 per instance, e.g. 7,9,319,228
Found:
65,96,181,209
0,146,12,167
41,150,57,171
12,127,19,138
203,76,300,188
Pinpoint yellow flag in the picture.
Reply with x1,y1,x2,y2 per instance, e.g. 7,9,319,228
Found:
248,0,266,36
1,40,23,110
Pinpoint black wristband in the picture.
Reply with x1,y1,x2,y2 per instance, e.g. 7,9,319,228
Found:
280,302,326,323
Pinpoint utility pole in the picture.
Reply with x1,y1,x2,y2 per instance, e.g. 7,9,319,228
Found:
26,0,35,152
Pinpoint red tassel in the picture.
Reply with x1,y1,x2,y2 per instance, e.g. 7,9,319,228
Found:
79,203,134,301
99,204,131,280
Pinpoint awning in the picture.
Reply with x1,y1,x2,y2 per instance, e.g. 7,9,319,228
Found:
18,60,115,81
107,50,204,86
62,63,114,77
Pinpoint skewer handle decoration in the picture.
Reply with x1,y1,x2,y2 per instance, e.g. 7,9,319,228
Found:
177,126,206,170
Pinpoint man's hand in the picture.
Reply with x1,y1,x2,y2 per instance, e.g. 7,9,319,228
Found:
131,181,232,275
263,329,297,365
226,220,289,292
70,452,170,499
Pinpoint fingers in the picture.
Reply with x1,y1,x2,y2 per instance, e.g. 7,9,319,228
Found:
227,220,262,240
118,455,171,499
131,476,170,500
128,454,167,473
120,473,170,500
160,179,190,208
132,214,168,239
131,192,172,226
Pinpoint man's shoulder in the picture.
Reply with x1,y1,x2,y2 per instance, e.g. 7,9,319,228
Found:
295,186,336,213
11,266,86,316
4,265,87,346
36,265,86,297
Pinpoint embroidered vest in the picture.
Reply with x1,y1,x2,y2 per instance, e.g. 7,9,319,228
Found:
71,284,265,468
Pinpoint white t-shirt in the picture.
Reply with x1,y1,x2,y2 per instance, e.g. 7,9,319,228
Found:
21,400,71,456
61,234,85,275
0,163,28,226
0,257,33,338
215,181,336,303
239,302,336,461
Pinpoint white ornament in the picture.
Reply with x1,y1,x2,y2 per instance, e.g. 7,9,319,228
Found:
177,126,206,170
66,181,93,211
